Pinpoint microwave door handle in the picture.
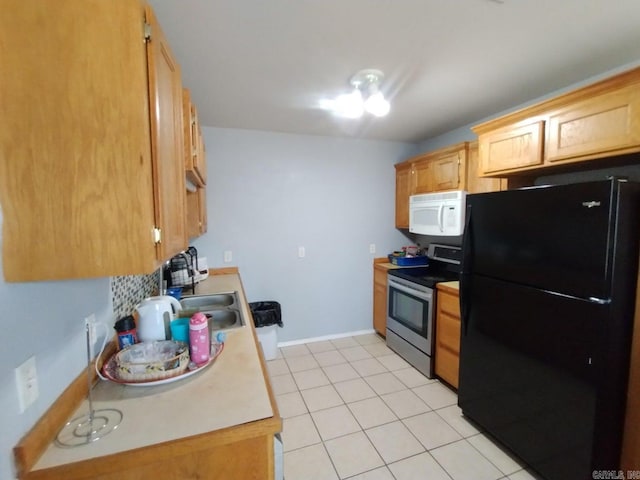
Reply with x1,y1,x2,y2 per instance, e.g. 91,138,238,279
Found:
438,205,444,232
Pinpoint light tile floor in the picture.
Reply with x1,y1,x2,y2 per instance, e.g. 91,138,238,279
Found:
267,332,544,480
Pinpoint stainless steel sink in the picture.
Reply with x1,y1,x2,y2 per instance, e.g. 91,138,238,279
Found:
204,309,241,330
179,292,236,310
178,292,244,331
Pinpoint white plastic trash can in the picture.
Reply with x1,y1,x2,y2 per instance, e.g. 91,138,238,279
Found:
257,324,278,360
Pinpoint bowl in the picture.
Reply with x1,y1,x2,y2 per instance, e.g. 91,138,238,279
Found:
115,340,189,381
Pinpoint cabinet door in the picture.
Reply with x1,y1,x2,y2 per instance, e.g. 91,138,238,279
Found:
146,5,188,261
466,142,506,193
479,120,544,175
193,106,208,184
546,84,640,163
435,289,461,388
430,152,462,191
0,0,160,281
373,266,388,336
395,162,413,228
186,186,207,236
412,159,433,194
198,184,208,234
182,89,204,187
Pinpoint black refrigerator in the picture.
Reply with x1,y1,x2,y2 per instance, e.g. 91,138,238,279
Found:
459,179,640,480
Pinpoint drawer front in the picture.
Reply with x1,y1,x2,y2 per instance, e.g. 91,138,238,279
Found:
438,290,460,318
437,312,461,354
435,346,459,388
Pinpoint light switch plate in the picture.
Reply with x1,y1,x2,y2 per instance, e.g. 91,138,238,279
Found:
15,356,38,413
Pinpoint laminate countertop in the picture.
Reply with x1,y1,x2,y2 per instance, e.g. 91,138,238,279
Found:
437,281,460,294
32,273,274,471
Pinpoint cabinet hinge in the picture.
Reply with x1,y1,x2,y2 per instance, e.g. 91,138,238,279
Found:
153,227,162,244
144,22,152,43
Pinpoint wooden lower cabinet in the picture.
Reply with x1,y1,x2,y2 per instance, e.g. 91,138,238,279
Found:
23,427,279,480
373,260,391,336
435,284,461,389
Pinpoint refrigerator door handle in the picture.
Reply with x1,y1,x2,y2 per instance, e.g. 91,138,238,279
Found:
460,205,473,333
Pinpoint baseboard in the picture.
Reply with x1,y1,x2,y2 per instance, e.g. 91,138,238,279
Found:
277,329,378,348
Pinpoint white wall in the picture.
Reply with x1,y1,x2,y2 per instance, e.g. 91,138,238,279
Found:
0,205,114,479
417,59,640,154
192,128,414,342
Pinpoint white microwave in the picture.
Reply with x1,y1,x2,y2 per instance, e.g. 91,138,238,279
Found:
409,190,467,236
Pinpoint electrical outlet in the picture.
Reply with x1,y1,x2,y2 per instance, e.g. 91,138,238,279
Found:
369,243,376,254
223,250,233,263
298,246,305,258
15,356,38,413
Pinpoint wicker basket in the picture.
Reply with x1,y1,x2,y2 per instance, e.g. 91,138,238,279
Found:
115,340,189,381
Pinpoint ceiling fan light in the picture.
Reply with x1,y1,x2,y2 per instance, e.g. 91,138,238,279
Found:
334,88,364,118
364,91,390,117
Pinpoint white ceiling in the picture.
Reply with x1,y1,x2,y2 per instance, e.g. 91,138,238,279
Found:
148,0,640,144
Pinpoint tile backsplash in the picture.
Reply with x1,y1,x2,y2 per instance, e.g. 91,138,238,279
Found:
111,271,160,320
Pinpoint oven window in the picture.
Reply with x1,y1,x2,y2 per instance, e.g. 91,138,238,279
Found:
389,286,429,336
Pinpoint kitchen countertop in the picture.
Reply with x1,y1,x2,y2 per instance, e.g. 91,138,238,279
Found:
437,281,460,294
32,273,273,471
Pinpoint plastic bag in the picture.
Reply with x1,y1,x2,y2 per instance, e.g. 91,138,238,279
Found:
249,301,283,327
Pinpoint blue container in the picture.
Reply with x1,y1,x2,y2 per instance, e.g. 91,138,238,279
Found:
166,286,182,300
388,255,429,266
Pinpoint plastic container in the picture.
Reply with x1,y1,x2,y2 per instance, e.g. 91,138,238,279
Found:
170,317,190,344
387,255,429,266
114,315,137,349
189,312,210,366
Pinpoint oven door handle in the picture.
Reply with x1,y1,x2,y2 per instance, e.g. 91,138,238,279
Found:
388,280,431,301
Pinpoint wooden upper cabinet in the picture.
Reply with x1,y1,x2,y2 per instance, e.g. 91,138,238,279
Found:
466,141,506,194
0,0,187,281
395,162,413,229
182,89,207,187
431,150,464,191
546,84,640,163
478,120,544,175
473,66,640,177
412,159,432,194
193,107,208,185
146,4,188,264
394,142,468,228
186,187,207,238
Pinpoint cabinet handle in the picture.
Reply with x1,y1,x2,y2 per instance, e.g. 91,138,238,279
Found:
153,227,162,244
